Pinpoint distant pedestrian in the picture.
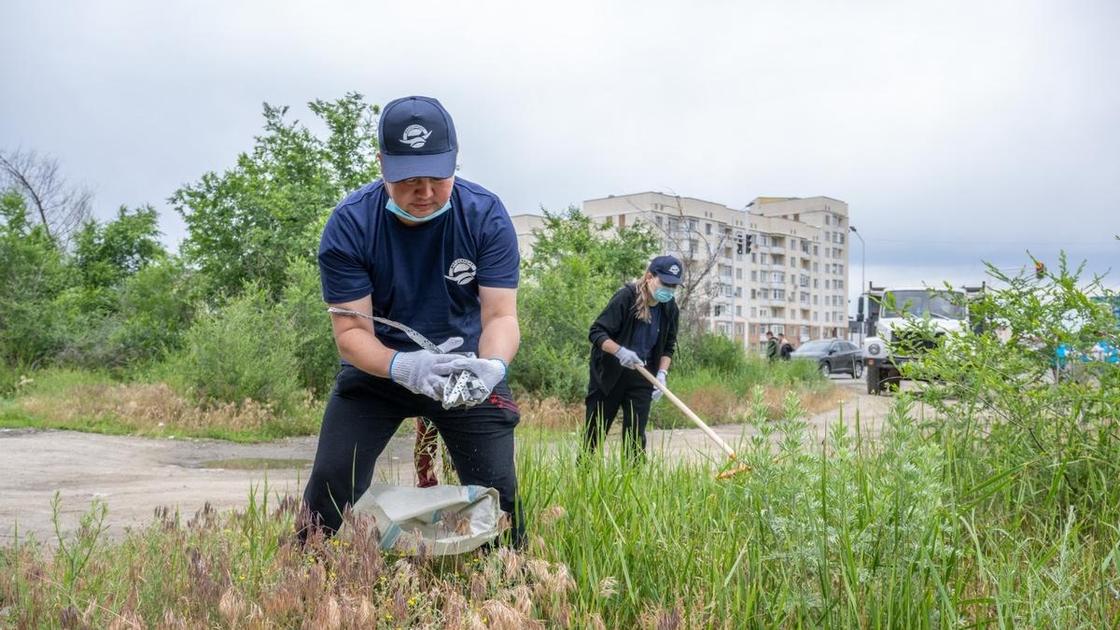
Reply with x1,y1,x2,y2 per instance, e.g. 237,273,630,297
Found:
766,331,779,362
779,334,794,361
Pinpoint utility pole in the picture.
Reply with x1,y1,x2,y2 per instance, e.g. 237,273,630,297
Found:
849,225,866,345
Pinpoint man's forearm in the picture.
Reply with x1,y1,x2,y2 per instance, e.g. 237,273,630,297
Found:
479,314,520,365
659,356,672,372
335,328,398,378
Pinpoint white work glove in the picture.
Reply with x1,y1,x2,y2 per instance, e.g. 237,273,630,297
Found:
390,337,465,400
614,346,643,369
651,370,667,402
437,357,507,400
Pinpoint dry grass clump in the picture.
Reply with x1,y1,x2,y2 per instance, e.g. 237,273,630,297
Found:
518,397,584,431
15,382,317,438
765,383,848,418
0,496,597,629
678,384,739,423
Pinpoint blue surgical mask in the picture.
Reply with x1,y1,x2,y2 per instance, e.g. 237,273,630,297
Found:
386,198,451,223
653,287,676,303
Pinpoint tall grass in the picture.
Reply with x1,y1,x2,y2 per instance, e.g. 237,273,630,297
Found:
6,391,1116,627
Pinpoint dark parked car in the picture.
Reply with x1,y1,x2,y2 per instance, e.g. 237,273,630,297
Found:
790,339,864,378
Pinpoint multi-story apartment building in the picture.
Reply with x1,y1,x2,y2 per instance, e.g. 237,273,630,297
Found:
511,192,851,349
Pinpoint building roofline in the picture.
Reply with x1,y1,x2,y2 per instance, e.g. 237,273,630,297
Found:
583,191,734,208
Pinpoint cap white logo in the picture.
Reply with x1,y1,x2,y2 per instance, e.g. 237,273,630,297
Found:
445,258,477,285
400,124,433,148
669,264,680,275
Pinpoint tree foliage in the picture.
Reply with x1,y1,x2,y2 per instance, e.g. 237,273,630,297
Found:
514,208,659,400
0,191,69,365
172,93,380,300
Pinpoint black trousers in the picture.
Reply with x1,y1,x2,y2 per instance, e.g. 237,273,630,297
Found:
583,369,654,458
301,366,523,545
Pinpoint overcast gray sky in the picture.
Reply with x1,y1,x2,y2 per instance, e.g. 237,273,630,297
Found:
2,0,1117,296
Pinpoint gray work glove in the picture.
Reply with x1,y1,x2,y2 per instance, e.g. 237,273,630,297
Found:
390,337,465,400
614,346,643,369
651,369,667,402
437,357,507,401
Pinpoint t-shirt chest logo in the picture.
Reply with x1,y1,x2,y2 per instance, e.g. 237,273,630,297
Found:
445,258,477,285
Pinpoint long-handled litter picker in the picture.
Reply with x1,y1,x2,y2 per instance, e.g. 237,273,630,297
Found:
635,365,751,480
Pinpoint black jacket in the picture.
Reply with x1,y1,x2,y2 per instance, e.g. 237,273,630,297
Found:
587,283,679,395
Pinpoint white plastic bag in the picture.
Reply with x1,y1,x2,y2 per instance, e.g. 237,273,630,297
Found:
345,484,504,556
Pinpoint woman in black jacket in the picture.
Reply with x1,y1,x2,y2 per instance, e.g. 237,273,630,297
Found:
583,255,682,459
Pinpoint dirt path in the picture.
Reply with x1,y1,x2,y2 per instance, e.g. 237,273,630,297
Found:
0,379,893,545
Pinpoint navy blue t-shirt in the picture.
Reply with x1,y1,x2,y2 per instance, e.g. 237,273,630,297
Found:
629,304,662,362
318,178,520,354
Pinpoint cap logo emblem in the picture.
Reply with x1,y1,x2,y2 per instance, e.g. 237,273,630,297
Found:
445,258,477,285
400,124,433,148
669,264,680,275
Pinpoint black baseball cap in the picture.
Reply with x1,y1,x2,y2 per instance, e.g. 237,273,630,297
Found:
649,255,683,286
377,96,458,183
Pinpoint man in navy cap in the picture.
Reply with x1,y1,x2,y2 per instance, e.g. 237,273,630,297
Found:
301,96,524,545
582,255,682,460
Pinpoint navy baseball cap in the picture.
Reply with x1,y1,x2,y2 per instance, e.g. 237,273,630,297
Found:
377,96,458,183
649,255,683,286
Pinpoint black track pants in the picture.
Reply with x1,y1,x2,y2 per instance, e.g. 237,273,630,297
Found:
300,366,523,545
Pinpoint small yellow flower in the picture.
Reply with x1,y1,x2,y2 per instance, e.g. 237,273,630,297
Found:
407,597,417,608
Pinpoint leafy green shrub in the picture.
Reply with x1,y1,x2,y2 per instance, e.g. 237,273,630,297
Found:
163,284,307,415
515,256,617,401
49,260,195,372
0,191,70,366
672,331,746,374
112,258,196,365
278,257,339,397
907,255,1120,520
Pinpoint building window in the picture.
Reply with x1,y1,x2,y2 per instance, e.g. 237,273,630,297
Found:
736,306,742,316
705,223,712,235
736,268,743,279
751,270,757,281
750,307,757,317
813,245,819,256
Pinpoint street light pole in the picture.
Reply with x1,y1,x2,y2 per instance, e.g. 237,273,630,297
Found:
849,225,866,345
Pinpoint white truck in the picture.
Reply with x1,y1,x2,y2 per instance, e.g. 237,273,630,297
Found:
857,284,983,394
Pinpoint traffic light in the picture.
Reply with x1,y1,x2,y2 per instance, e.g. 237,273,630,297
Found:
736,234,744,254
745,234,754,254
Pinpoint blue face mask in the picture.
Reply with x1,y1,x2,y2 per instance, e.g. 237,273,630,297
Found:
386,198,451,223
653,287,676,303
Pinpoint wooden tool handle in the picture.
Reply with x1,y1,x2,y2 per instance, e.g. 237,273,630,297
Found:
635,365,737,459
